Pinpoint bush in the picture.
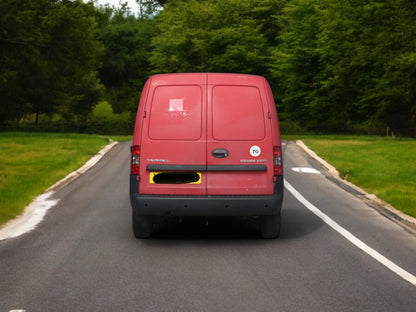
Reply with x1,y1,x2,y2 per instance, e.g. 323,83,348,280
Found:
87,101,134,135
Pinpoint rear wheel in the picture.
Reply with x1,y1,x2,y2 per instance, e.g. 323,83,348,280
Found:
260,214,281,238
132,213,153,238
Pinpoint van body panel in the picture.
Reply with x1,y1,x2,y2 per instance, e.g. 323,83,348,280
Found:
211,85,266,141
263,78,282,148
148,85,203,141
131,79,150,148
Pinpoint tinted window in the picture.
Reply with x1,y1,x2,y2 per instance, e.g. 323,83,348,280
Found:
212,86,265,140
149,86,202,140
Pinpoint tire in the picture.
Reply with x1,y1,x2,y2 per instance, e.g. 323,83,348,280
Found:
132,213,153,238
260,214,281,239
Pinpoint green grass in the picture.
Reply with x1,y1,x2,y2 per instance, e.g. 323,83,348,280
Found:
290,135,416,218
0,132,130,227
1,132,414,226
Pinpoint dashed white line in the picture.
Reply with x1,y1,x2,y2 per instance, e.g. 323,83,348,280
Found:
284,179,416,287
291,167,321,174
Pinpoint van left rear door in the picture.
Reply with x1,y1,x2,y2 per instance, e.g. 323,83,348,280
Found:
140,74,207,195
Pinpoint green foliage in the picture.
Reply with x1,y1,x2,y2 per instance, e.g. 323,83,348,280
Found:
97,8,155,114
88,101,133,135
136,0,164,18
270,0,321,124
272,0,416,136
1,0,416,136
150,0,282,74
0,0,104,126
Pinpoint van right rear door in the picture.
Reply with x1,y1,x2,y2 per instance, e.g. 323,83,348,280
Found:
206,74,274,196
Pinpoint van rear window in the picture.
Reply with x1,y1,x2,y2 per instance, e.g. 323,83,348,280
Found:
212,86,265,140
148,86,203,140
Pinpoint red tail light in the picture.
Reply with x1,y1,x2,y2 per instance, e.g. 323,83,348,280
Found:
131,145,140,175
273,146,282,176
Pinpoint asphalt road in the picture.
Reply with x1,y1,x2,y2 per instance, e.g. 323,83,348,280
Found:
0,141,415,312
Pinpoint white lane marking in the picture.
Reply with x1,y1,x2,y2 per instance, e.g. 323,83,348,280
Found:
284,179,416,287
0,192,59,241
9,310,26,312
291,167,321,174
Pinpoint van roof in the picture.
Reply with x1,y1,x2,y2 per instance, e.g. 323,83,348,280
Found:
149,73,266,86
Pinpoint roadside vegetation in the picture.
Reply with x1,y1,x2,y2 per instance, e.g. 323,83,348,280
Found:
1,132,414,229
0,132,130,227
296,135,416,218
1,0,416,137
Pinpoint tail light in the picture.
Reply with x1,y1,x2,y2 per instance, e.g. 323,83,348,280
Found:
273,146,282,176
131,145,140,175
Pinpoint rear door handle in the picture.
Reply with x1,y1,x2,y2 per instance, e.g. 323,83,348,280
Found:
212,148,229,158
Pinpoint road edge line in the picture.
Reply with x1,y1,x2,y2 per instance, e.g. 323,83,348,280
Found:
296,140,416,231
285,179,416,287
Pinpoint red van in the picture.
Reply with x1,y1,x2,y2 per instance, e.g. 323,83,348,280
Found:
130,73,283,238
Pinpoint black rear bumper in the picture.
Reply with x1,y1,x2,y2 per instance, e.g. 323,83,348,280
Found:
129,175,283,217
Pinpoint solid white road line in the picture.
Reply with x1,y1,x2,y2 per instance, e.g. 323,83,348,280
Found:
284,179,416,287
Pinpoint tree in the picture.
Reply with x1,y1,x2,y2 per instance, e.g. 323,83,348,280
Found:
136,0,164,18
271,0,416,135
43,0,104,125
0,0,104,126
270,0,321,125
368,0,416,136
150,0,283,75
0,0,50,124
97,5,155,114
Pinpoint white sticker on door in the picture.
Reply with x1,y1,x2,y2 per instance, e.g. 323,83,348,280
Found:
169,99,183,111
249,145,261,157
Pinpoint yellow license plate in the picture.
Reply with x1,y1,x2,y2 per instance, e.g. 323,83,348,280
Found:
150,172,201,184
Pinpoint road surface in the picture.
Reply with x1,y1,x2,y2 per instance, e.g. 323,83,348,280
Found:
1,141,415,311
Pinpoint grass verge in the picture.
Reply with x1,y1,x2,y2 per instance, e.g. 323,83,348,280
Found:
2,133,414,226
0,132,130,227
290,135,416,218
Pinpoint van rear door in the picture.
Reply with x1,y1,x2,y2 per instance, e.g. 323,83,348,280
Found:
139,74,207,195
206,74,274,195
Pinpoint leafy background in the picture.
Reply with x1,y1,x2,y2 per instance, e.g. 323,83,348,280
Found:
1,0,415,136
